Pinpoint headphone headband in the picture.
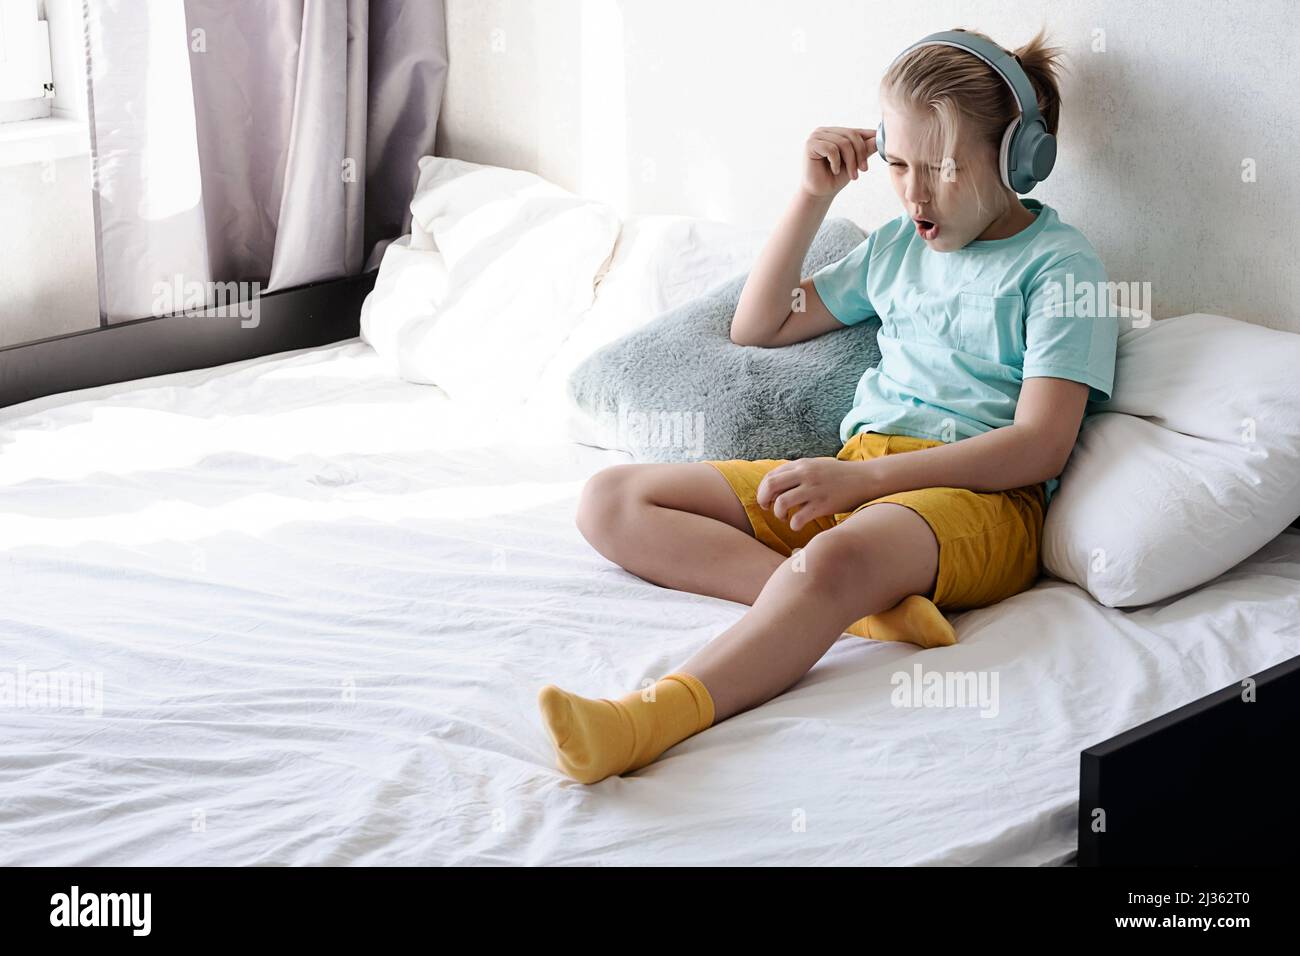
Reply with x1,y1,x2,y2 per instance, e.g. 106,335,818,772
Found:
876,30,1057,193
893,32,1044,131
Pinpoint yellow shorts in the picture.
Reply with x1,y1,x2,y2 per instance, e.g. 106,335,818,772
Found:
703,430,1047,611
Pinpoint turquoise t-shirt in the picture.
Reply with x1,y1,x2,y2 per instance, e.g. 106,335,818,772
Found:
810,199,1118,505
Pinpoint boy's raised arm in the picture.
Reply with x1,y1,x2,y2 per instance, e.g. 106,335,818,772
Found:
730,126,874,347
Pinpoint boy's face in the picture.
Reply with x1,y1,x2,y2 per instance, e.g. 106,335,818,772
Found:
880,104,1012,252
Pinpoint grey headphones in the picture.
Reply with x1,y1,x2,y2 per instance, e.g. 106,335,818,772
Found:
875,30,1057,194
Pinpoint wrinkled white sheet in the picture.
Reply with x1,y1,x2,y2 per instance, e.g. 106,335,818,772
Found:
1,341,1298,866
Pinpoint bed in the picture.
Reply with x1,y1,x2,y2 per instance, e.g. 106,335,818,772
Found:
3,286,1300,865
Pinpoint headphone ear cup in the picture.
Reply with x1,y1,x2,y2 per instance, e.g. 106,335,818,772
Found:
1027,124,1057,182
875,121,887,162
998,117,1020,191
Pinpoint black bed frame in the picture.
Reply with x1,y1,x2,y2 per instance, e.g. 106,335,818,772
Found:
0,270,377,409
1078,649,1300,865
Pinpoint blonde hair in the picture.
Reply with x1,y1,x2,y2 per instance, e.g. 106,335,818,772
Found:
880,27,1065,211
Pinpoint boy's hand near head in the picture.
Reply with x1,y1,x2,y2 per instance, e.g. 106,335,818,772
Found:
802,126,876,198
730,125,876,349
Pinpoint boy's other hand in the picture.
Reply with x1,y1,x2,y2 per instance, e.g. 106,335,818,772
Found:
756,457,884,532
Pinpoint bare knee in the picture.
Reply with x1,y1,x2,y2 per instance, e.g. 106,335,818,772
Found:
792,508,938,612
575,464,645,554
792,528,882,603
787,524,925,619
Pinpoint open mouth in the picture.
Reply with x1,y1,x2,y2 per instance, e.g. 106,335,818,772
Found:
913,217,940,240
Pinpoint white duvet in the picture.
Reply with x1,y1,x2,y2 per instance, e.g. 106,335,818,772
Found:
2,339,1299,866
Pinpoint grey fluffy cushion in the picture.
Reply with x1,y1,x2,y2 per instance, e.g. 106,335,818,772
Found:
566,217,881,462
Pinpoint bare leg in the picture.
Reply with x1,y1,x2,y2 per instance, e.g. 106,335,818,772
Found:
538,496,944,783
679,502,940,721
576,461,954,649
576,462,782,605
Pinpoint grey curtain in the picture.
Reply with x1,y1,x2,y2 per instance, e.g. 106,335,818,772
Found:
84,0,447,322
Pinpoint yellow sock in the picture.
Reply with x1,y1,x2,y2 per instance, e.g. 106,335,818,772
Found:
537,672,715,784
845,594,957,649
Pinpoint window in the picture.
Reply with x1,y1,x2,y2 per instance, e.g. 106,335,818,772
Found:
0,0,56,123
0,0,96,347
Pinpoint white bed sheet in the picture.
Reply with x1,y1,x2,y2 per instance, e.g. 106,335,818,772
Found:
2,340,1299,866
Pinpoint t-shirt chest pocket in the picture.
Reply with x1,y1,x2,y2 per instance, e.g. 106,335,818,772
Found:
956,292,1026,364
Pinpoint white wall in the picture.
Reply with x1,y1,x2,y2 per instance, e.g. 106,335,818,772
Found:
439,0,1300,330
0,153,98,346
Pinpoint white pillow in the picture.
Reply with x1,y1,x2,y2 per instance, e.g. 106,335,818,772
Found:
358,235,450,383
1043,312,1300,607
581,214,769,341
360,157,621,413
514,214,769,441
